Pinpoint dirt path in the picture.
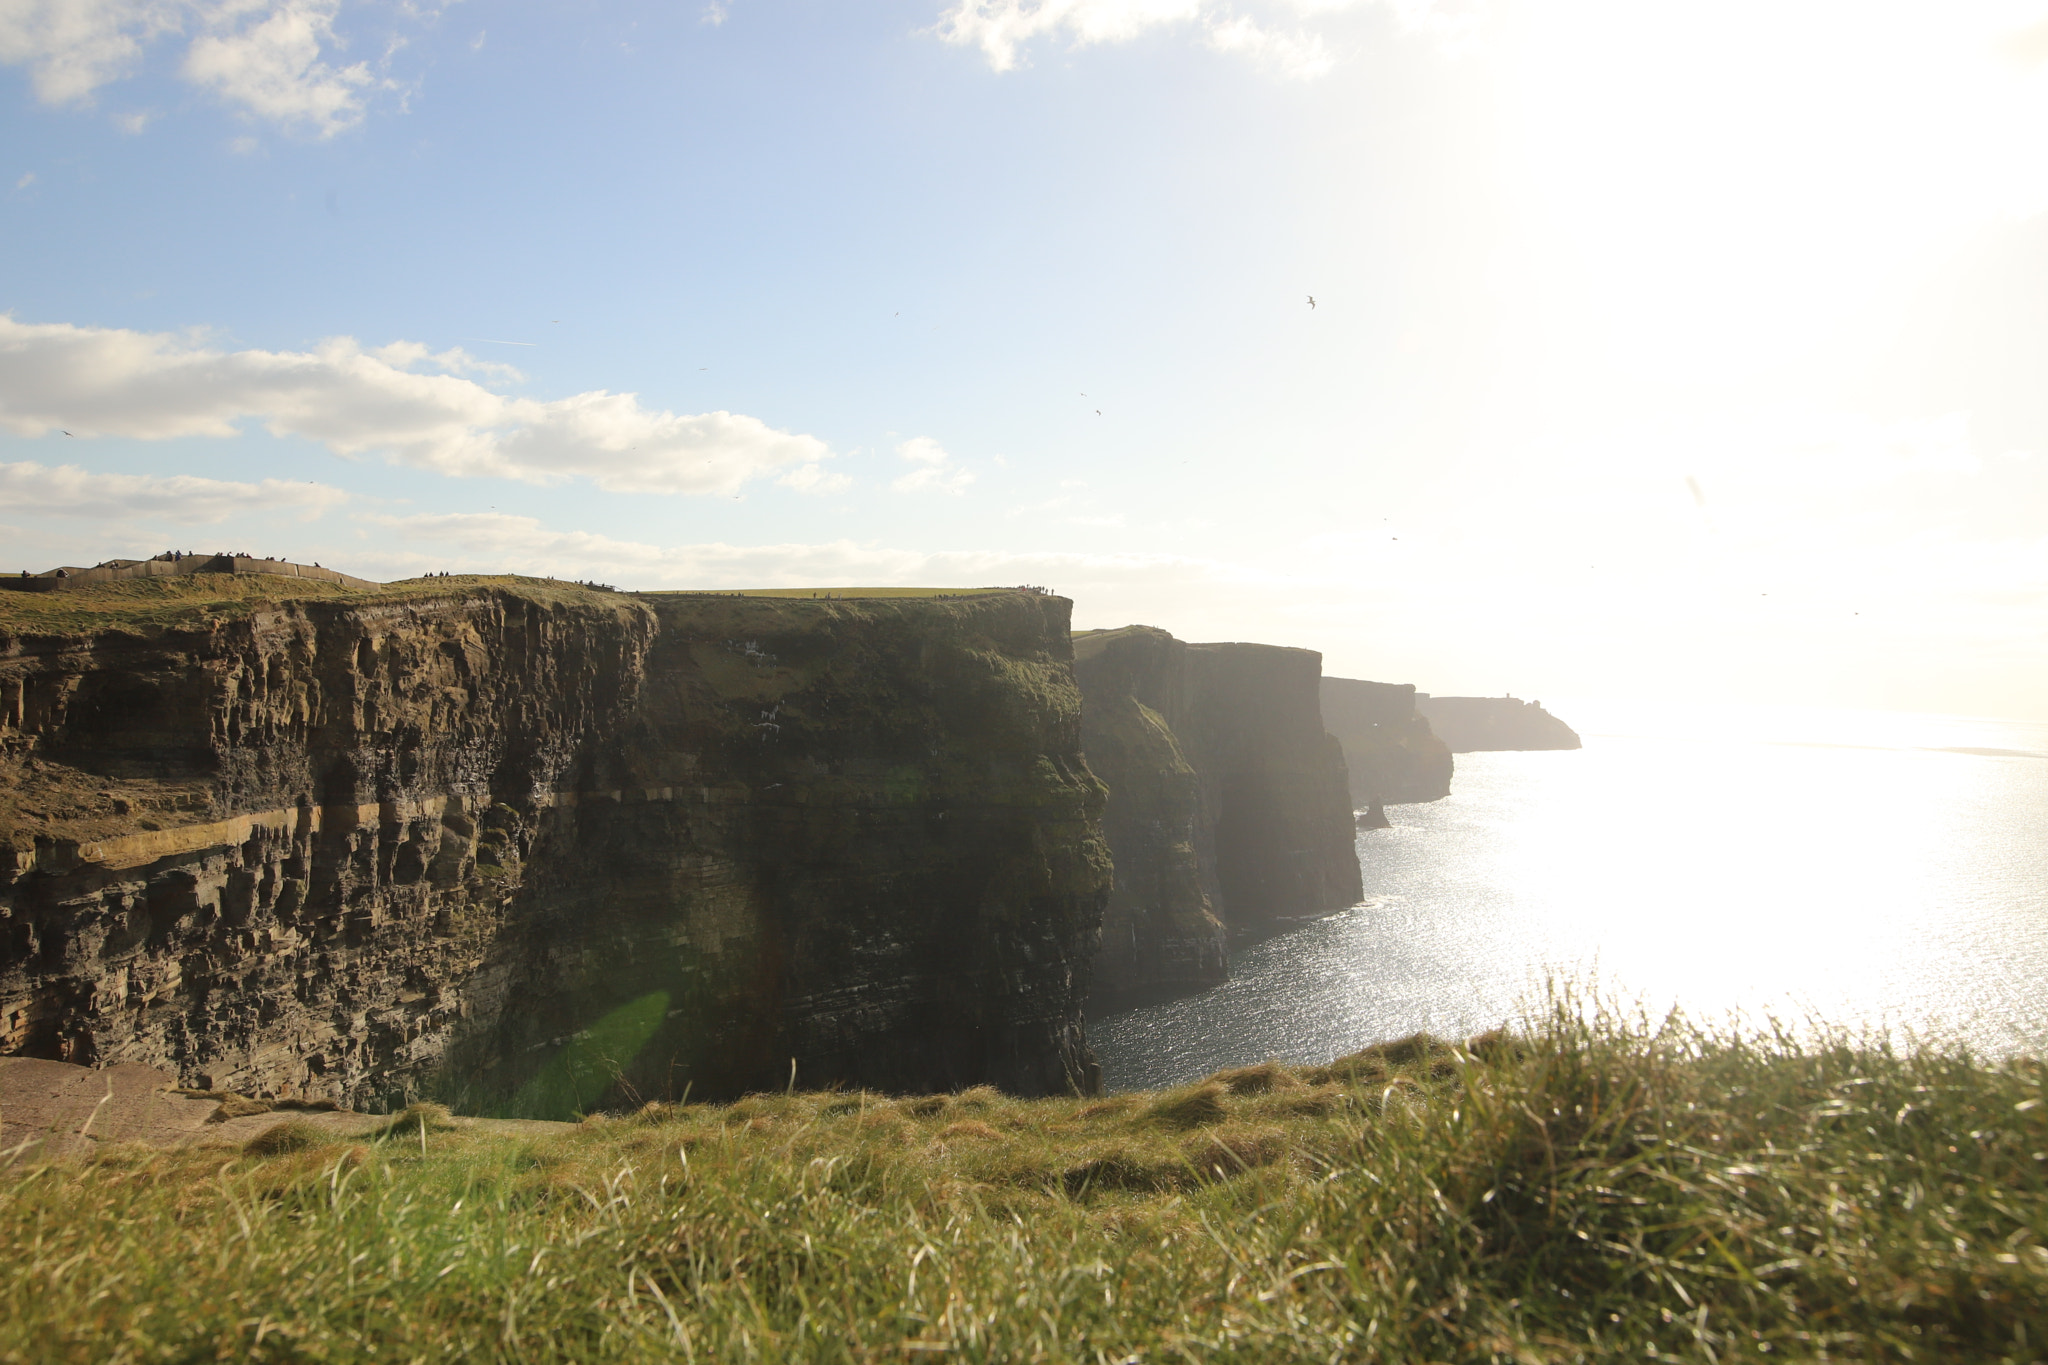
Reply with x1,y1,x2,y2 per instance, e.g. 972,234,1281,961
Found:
1,1057,572,1162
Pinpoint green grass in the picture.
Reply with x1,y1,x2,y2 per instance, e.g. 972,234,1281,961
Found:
0,574,634,636
4,1002,2044,1363
0,576,1023,636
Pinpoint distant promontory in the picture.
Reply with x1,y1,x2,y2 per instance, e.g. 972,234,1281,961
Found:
1415,695,1581,753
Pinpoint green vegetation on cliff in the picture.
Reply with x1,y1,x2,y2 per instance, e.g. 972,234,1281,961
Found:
5,1005,2042,1363
0,574,636,638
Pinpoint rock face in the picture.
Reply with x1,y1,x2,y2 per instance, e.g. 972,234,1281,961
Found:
1,581,1109,1114
1319,677,1453,806
447,592,1110,1115
1073,627,1361,1002
1415,695,1582,753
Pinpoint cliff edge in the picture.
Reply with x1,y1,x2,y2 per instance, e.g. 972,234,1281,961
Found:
1,576,1109,1113
1319,677,1453,805
1415,695,1582,753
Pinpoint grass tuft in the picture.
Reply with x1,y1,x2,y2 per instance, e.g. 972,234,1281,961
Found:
243,1120,328,1157
1142,1081,1229,1129
1210,1060,1299,1095
5,1002,2046,1362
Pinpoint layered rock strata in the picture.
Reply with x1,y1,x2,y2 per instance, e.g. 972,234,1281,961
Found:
1073,627,1361,1002
1319,677,1453,806
1416,695,1582,752
1,581,1109,1114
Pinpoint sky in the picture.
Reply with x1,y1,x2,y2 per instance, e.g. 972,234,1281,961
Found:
5,0,2048,718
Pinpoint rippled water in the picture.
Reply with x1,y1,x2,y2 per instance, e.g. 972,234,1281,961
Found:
1089,703,2048,1092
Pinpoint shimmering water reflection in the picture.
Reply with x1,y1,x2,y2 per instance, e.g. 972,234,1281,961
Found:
1089,705,2048,1092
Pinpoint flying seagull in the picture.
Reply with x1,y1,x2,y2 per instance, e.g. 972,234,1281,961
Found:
1306,295,1316,309
1095,409,1102,416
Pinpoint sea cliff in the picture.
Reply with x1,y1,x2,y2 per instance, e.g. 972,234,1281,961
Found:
1073,626,1361,1001
1416,695,1581,753
1319,677,1453,806
1,577,1109,1113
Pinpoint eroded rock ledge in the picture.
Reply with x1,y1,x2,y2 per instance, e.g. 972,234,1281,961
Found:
2,581,1108,1113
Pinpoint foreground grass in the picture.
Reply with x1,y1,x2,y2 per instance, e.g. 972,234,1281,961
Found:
5,1009,2044,1364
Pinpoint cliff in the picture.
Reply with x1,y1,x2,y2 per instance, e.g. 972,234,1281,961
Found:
1,577,1109,1114
1415,695,1582,753
1319,677,1453,805
447,591,1110,1114
1073,627,1361,1002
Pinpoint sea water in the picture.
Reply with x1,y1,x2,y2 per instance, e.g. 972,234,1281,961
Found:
1088,702,2048,1092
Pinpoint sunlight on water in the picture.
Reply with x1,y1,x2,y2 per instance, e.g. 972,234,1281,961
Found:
1090,705,2048,1092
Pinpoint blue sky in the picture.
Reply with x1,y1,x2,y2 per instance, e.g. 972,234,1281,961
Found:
6,0,2048,718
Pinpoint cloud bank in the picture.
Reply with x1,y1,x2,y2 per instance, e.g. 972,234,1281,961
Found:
0,317,836,495
0,0,388,135
361,511,1222,597
0,458,348,521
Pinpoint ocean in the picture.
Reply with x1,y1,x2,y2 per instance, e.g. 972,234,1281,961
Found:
1088,702,2048,1092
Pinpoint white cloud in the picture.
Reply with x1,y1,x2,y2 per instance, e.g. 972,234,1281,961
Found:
0,459,348,521
700,1,728,26
0,0,395,134
11,171,30,188
0,316,834,495
934,0,1203,71
891,436,975,494
932,0,1376,77
181,0,375,137
0,0,182,104
776,462,852,494
1204,14,1332,79
361,511,1221,598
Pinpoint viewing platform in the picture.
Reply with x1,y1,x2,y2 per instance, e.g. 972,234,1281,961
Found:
3,552,380,593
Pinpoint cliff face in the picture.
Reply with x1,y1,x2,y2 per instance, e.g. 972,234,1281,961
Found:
0,581,650,1107
1073,627,1361,1001
1,581,1109,1113
448,592,1110,1114
1319,677,1453,805
1416,695,1582,753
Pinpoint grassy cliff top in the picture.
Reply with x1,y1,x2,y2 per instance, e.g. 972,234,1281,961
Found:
3,1006,2041,1362
636,586,1021,599
0,573,638,638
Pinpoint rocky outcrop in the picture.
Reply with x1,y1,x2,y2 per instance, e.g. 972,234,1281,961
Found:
1416,695,1581,752
1319,677,1453,806
1073,627,1361,1002
1,581,1110,1114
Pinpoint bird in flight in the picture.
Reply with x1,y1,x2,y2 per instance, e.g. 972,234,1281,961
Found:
61,430,73,436
1306,295,1316,309
1095,409,1102,416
